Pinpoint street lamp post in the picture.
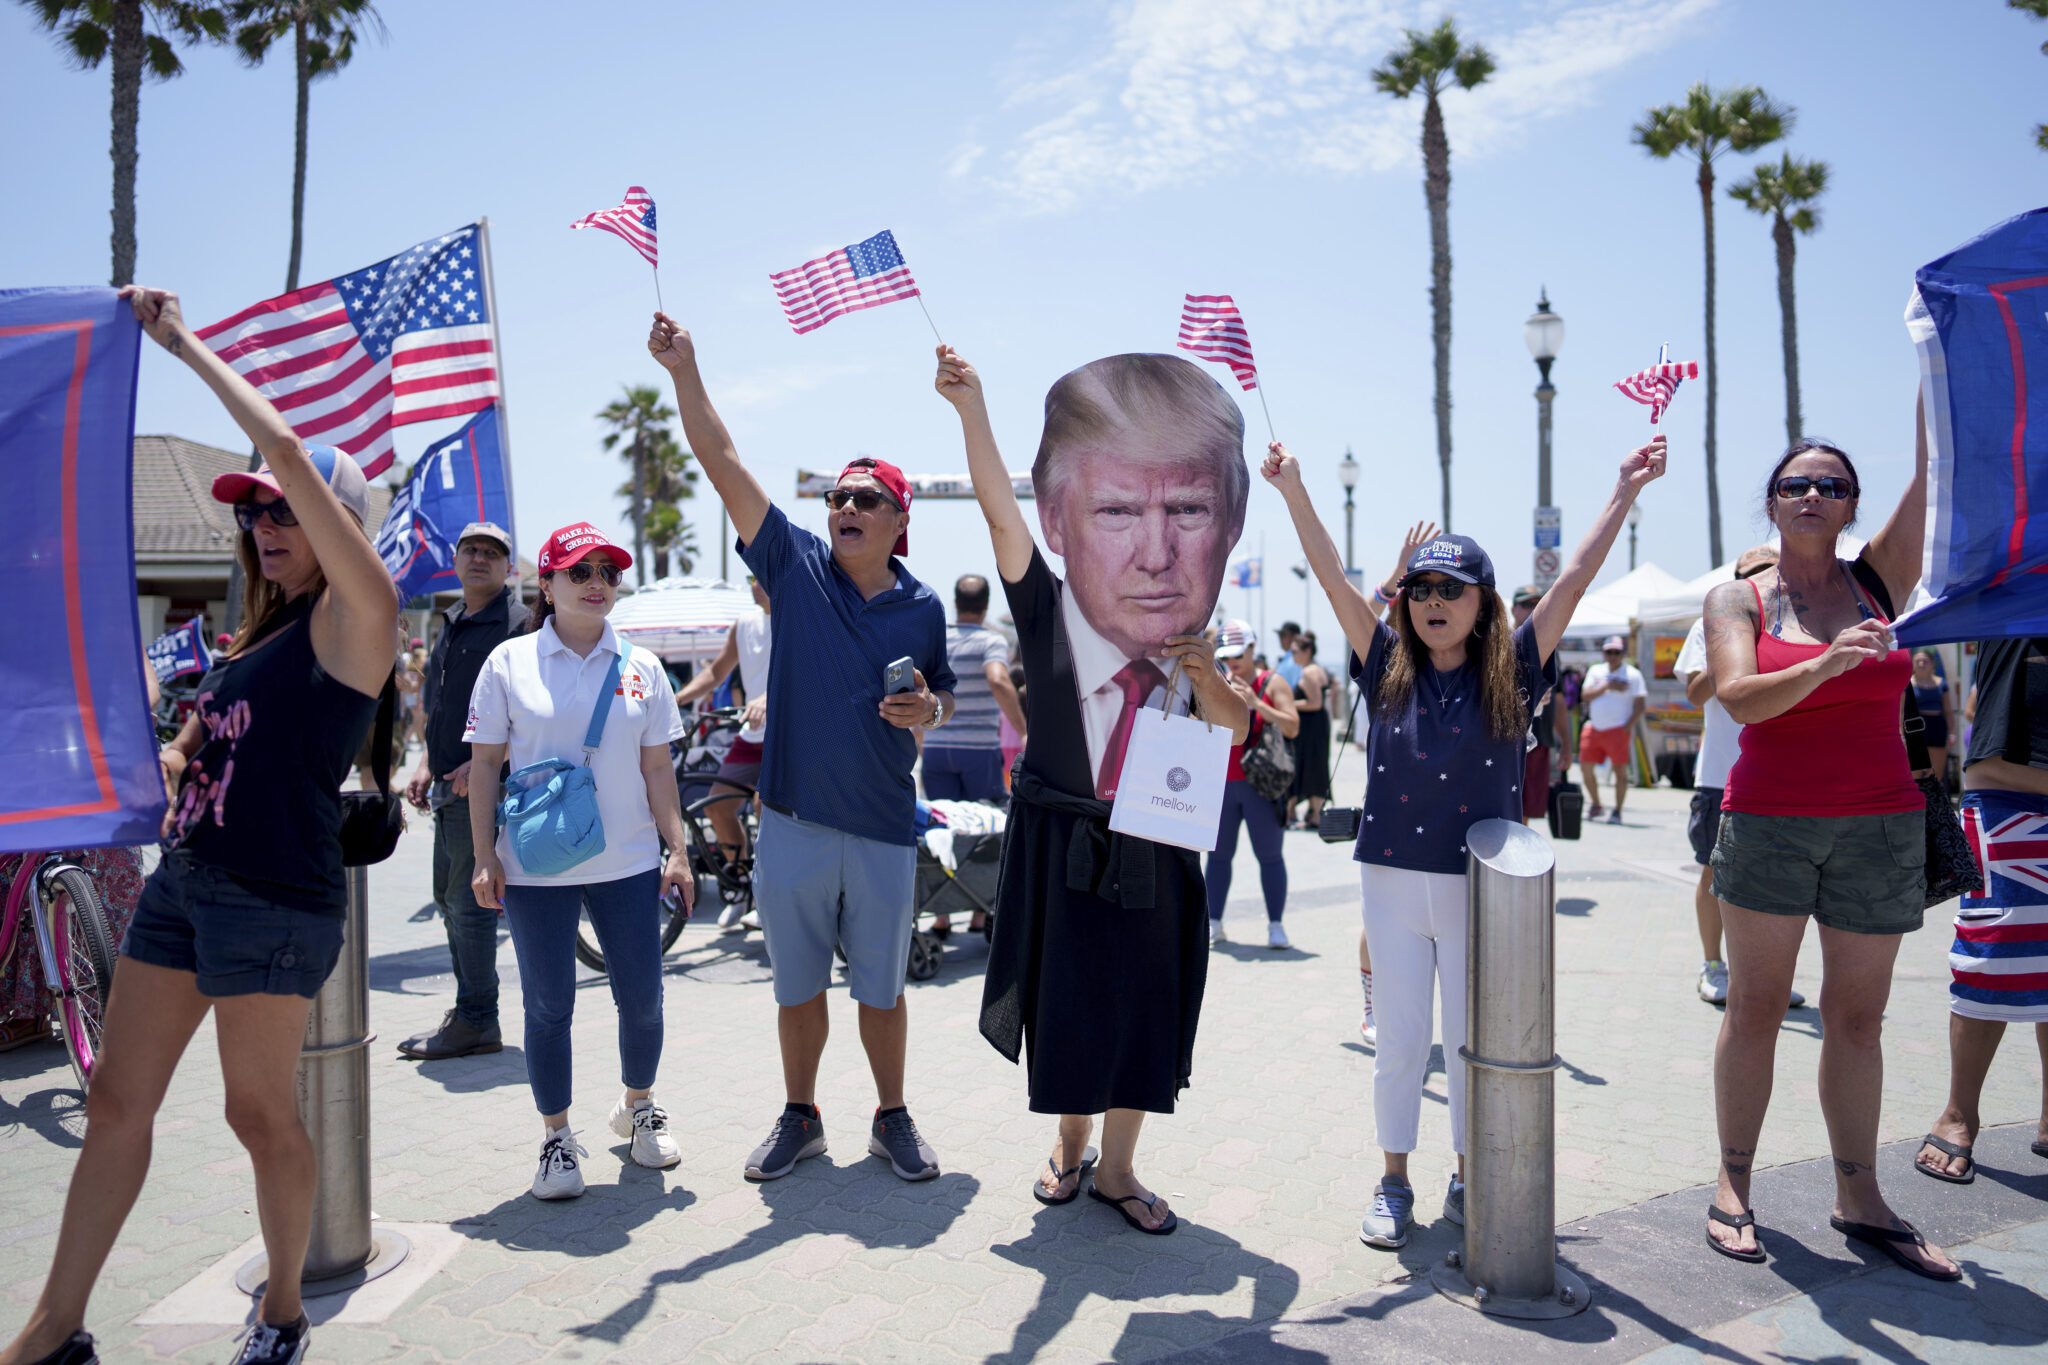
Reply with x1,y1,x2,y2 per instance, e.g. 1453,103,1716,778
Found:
1627,502,1642,571
1339,447,1360,572
1524,291,1565,589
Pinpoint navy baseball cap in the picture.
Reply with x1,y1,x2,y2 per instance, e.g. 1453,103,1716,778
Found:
1403,533,1495,588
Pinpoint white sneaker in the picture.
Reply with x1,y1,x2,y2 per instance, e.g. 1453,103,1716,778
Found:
610,1094,680,1169
1267,921,1291,950
1360,1010,1377,1046
532,1128,588,1200
1698,960,1729,1005
740,908,762,932
717,899,745,929
1208,918,1227,946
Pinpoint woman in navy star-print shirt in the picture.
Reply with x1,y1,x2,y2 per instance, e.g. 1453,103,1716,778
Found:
1262,435,1665,1250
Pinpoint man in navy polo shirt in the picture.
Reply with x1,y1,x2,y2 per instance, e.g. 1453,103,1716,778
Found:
648,311,957,1184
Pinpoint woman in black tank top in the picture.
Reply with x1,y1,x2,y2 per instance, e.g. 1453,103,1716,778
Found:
5,288,402,1365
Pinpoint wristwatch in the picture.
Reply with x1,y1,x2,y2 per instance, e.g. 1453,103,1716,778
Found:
925,696,945,729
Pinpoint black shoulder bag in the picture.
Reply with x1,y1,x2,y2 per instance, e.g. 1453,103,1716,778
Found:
339,671,405,867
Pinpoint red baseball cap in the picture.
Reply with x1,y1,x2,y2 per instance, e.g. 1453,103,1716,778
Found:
839,458,912,555
537,522,633,574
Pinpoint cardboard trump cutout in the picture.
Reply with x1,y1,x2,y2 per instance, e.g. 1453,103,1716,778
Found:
1031,353,1248,797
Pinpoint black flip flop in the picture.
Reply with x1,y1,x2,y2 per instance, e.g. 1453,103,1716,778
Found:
1088,1183,1178,1235
1915,1132,1975,1184
1031,1145,1097,1206
1706,1204,1765,1263
2032,1139,2048,1159
1829,1215,1964,1282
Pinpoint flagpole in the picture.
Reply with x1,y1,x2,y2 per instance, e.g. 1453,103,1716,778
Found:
653,262,665,316
914,294,943,345
477,217,520,579
1254,381,1276,445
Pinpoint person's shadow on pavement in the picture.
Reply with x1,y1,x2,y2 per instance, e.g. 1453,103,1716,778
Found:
450,1174,697,1260
984,1205,1306,1365
566,1158,982,1344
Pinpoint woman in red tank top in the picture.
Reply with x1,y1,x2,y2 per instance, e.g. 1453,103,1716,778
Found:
1697,417,1957,1280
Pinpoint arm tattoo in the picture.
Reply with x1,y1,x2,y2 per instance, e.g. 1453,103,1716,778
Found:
165,331,184,358
1700,584,1756,653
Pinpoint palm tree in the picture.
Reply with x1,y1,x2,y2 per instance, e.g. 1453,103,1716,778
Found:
1633,83,1791,567
1729,155,1829,447
226,1,386,291
21,1,228,285
644,507,700,580
599,385,698,587
1372,17,1494,532
2012,0,2048,148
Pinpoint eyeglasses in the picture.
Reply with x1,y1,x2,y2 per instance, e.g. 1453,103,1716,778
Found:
1773,476,1856,501
823,488,900,513
1403,580,1468,603
553,562,621,588
233,498,297,530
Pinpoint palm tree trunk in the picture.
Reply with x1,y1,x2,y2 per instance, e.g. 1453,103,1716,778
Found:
287,12,310,292
1774,213,1801,447
107,1,144,286
1422,93,1454,531
1696,154,1723,567
632,439,648,587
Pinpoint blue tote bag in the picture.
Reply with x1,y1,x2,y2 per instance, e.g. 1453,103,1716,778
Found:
496,653,622,876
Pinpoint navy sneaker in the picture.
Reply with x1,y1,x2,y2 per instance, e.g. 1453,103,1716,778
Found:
746,1105,826,1181
22,1332,96,1365
1359,1175,1415,1248
1443,1176,1466,1226
868,1106,939,1181
229,1314,309,1365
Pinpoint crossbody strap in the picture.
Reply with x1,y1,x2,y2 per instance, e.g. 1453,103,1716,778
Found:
582,652,624,765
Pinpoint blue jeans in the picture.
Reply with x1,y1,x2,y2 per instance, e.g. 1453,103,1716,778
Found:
922,746,1007,802
432,797,499,1027
502,868,664,1117
1205,779,1288,923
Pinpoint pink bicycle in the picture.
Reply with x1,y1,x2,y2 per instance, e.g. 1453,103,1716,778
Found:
0,852,118,1091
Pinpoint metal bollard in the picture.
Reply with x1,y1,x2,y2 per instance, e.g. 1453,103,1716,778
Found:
237,865,409,1297
1430,818,1589,1319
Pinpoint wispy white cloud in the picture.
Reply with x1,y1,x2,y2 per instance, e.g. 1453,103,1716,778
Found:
988,0,1722,213
714,361,874,411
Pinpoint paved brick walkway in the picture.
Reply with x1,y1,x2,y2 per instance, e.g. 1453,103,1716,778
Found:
1,778,2040,1362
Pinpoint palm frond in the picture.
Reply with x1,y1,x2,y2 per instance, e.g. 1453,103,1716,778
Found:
142,32,185,79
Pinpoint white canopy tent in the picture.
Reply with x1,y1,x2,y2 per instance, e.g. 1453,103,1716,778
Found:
1561,563,1688,641
1636,533,1873,627
609,577,757,663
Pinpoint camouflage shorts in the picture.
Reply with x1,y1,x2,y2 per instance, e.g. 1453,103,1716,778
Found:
1710,808,1925,935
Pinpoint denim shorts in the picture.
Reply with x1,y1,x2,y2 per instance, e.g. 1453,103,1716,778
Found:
122,852,346,998
1688,788,1724,866
1710,808,1926,935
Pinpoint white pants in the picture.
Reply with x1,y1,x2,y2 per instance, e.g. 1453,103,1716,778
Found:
1360,863,1468,1155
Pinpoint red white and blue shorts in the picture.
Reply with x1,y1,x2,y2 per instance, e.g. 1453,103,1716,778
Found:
1952,788,2048,1022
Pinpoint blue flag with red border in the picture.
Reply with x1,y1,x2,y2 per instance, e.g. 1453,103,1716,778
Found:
374,404,513,600
0,287,162,851
1898,207,2048,645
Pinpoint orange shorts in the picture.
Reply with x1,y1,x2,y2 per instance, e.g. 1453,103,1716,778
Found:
1578,723,1632,768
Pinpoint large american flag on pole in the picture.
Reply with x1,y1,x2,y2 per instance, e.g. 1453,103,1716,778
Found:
194,225,500,479
570,187,657,268
771,230,920,335
1613,359,1699,425
1177,294,1258,391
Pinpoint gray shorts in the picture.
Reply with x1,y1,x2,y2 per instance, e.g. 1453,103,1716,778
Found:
1688,788,1724,866
753,806,917,1008
1710,808,1926,935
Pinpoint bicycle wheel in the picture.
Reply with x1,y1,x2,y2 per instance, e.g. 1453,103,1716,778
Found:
45,866,117,1092
571,839,700,974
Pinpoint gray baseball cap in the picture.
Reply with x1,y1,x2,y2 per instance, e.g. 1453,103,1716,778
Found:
457,521,513,553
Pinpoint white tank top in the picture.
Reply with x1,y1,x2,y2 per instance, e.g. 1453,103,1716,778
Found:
734,609,771,742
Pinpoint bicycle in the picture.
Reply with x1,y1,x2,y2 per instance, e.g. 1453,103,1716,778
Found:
0,852,120,1092
573,708,761,973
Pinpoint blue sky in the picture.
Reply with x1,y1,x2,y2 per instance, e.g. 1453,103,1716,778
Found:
6,0,2043,639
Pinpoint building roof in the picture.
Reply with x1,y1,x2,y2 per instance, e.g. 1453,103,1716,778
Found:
134,434,392,566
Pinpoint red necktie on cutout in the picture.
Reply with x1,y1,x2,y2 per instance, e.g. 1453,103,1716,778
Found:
1095,659,1166,800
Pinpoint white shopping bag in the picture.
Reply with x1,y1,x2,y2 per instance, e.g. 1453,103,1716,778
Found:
1108,702,1232,853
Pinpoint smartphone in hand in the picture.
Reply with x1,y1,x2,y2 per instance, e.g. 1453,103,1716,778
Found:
884,655,915,694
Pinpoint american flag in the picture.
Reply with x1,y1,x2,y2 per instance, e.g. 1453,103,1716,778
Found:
1177,294,1258,391
570,187,657,268
1613,360,1699,425
771,230,919,335
195,225,499,479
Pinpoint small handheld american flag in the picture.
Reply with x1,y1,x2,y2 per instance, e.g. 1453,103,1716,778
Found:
1177,294,1258,391
772,230,929,336
1613,357,1699,424
571,187,658,269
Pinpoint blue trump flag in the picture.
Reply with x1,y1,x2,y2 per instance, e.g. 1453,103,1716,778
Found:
0,287,162,850
374,404,513,600
146,619,213,684
1898,207,2048,645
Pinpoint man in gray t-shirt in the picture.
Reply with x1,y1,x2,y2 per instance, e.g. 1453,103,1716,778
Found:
923,574,1025,802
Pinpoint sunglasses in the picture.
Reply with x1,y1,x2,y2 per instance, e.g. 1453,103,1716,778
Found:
555,562,621,588
823,488,900,513
1774,476,1856,501
1404,579,1468,603
233,498,297,530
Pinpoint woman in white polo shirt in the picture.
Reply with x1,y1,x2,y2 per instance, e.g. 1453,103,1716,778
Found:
466,523,692,1200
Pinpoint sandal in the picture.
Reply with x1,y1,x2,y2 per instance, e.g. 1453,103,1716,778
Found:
1829,1215,1963,1282
1706,1204,1765,1263
1088,1182,1178,1235
1915,1132,1975,1184
1031,1145,1097,1206
2032,1138,2048,1159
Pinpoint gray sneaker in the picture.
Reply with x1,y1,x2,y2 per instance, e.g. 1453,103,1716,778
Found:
1443,1176,1465,1226
1359,1175,1414,1248
1698,960,1729,1005
745,1107,826,1181
869,1107,939,1181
